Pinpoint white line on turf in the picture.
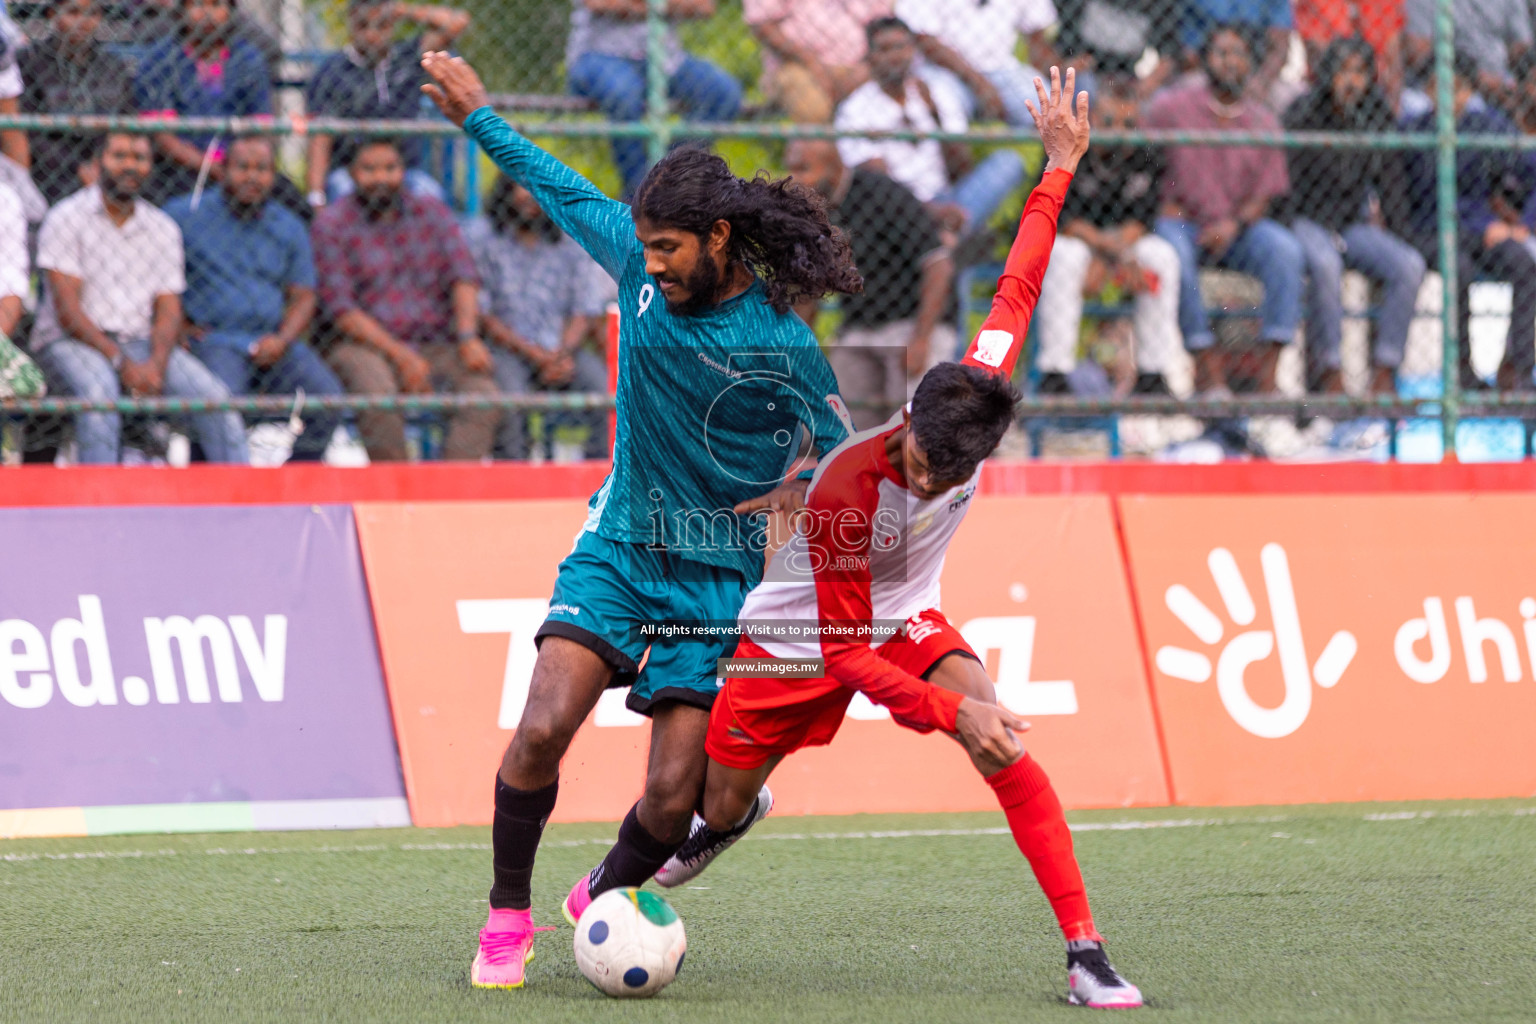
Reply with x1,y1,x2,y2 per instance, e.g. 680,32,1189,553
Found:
3,807,1533,864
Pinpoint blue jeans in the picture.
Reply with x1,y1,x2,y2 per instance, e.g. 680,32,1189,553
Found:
937,150,1027,237
1155,216,1305,350
193,333,346,461
491,346,608,458
569,53,743,196
1291,219,1427,372
34,336,249,464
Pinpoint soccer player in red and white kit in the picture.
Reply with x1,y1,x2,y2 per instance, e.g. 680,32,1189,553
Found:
582,68,1140,1009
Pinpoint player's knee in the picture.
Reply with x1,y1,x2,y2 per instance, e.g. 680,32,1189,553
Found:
506,712,577,772
702,791,747,832
642,767,702,832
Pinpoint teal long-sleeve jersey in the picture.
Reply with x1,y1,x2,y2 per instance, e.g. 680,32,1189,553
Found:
464,107,852,585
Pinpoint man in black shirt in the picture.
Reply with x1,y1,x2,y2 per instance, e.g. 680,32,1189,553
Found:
786,138,955,430
1284,36,1425,395
303,0,471,210
1034,70,1180,395
18,0,135,205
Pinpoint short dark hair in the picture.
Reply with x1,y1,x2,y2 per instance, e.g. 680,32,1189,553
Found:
348,0,391,12
227,133,275,157
909,362,1020,480
1315,34,1378,92
865,16,913,48
1200,22,1258,63
1453,50,1482,87
350,136,404,164
94,131,149,158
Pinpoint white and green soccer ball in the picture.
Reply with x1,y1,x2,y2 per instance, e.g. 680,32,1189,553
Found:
573,887,687,998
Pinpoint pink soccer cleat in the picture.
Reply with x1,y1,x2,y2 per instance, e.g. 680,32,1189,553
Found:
470,909,539,990
561,874,593,927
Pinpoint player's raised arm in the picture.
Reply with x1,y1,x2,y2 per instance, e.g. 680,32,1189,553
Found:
422,52,636,279
961,66,1090,379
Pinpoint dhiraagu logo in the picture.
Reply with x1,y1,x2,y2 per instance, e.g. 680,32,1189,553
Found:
1153,544,1357,739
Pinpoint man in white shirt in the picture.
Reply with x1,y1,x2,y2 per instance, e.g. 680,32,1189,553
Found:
835,17,1025,240
894,0,1059,126
30,132,248,464
0,177,42,398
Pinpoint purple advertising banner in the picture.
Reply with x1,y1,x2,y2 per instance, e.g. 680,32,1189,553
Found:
0,504,406,835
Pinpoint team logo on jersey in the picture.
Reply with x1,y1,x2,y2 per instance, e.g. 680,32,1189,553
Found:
946,488,974,513
637,283,655,317
974,329,1012,368
825,394,854,433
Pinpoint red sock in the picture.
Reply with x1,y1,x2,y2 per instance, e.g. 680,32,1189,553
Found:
985,755,1101,942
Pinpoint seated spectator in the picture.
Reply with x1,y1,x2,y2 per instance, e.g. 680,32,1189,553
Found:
566,0,743,197
1405,0,1528,111
1180,0,1292,104
0,180,38,397
1283,36,1424,396
30,133,248,464
744,0,891,123
304,0,470,209
19,0,136,206
312,137,497,461
0,3,26,173
1401,52,1536,390
894,0,1058,126
127,0,285,81
835,18,1026,244
465,175,609,459
1055,0,1182,97
165,136,345,462
1294,0,1404,101
133,0,274,206
1034,68,1181,396
785,138,956,429
1147,24,1303,394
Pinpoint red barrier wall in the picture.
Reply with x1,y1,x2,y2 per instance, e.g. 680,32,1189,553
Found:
6,458,1536,507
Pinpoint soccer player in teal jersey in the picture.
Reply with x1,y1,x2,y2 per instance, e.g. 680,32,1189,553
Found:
421,53,865,989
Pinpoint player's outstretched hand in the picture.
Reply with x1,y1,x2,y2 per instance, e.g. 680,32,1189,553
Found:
954,697,1029,771
421,51,491,128
734,477,810,517
1026,66,1090,176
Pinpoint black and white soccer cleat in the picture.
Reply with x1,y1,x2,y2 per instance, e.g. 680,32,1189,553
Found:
1067,940,1143,1009
653,784,773,888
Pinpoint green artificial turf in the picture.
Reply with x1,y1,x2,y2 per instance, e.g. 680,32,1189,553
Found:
3,799,1534,1023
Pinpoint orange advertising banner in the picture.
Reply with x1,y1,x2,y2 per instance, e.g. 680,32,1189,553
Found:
356,496,1167,827
1119,494,1536,806
353,500,647,828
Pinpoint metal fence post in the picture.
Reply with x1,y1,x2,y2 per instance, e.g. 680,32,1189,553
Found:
1434,0,1460,458
644,0,671,170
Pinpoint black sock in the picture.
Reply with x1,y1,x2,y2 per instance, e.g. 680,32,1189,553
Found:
488,775,559,910
586,803,684,899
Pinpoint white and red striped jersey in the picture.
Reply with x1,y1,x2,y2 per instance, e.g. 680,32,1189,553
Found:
735,169,1074,734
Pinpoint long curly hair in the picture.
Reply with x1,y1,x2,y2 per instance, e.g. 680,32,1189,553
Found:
633,147,863,314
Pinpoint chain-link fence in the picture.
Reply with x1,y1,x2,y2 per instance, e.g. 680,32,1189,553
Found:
1,0,1534,464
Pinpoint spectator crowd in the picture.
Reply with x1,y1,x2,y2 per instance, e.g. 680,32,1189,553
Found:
1,0,1535,464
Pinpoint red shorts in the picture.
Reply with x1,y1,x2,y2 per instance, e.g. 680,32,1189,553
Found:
705,609,976,770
